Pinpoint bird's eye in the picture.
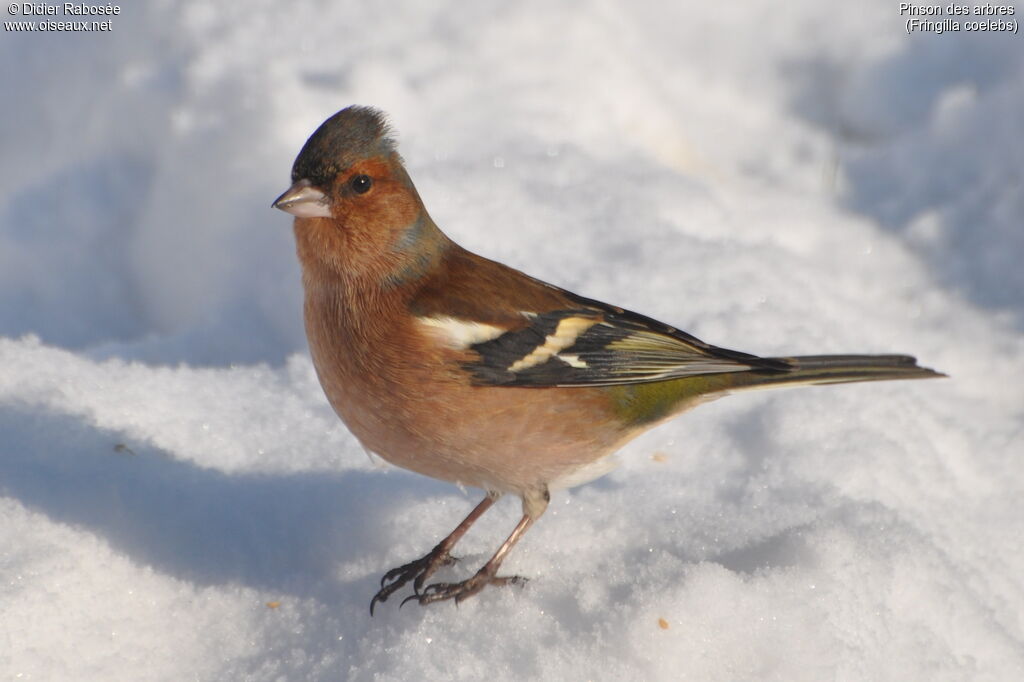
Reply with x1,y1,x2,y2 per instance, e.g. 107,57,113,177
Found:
350,174,373,194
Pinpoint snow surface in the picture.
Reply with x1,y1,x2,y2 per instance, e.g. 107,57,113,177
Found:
2,1,1023,680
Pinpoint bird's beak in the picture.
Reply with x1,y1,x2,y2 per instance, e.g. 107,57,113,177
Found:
272,179,332,218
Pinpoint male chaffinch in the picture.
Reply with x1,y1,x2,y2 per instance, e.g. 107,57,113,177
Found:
273,106,943,613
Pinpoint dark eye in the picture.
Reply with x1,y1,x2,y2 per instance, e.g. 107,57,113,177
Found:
350,174,372,194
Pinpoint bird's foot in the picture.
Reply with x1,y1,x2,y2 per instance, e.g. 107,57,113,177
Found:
369,548,458,615
401,569,528,607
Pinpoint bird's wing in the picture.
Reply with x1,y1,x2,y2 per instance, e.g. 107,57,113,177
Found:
419,293,789,388
409,247,791,388
470,292,790,387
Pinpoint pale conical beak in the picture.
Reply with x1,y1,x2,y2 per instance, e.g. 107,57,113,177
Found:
272,179,332,218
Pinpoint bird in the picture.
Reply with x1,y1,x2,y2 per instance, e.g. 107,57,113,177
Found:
272,105,944,613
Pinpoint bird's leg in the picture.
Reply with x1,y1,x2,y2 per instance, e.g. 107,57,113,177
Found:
370,492,499,614
408,487,548,607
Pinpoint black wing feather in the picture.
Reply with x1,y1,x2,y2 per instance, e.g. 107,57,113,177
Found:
462,293,790,388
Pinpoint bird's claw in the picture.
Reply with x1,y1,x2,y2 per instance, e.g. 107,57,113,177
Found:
369,549,458,615
377,553,455,589
402,573,528,608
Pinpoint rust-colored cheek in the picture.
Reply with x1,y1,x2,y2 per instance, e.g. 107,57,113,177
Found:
334,158,420,231
343,177,425,253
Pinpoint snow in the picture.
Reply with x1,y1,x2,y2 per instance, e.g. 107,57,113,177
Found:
2,1,1022,680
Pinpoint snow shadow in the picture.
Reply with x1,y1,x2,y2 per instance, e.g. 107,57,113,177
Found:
0,402,448,601
785,33,1024,324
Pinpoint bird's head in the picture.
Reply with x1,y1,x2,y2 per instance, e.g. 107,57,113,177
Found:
274,106,449,283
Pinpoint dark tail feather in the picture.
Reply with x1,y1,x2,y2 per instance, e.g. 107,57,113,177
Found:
725,354,946,392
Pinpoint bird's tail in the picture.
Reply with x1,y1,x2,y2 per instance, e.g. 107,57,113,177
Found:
607,353,944,427
725,354,945,392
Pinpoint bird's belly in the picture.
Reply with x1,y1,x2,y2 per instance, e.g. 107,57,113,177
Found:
316,356,630,494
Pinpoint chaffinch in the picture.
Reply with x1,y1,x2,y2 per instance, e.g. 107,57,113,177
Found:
273,106,943,613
